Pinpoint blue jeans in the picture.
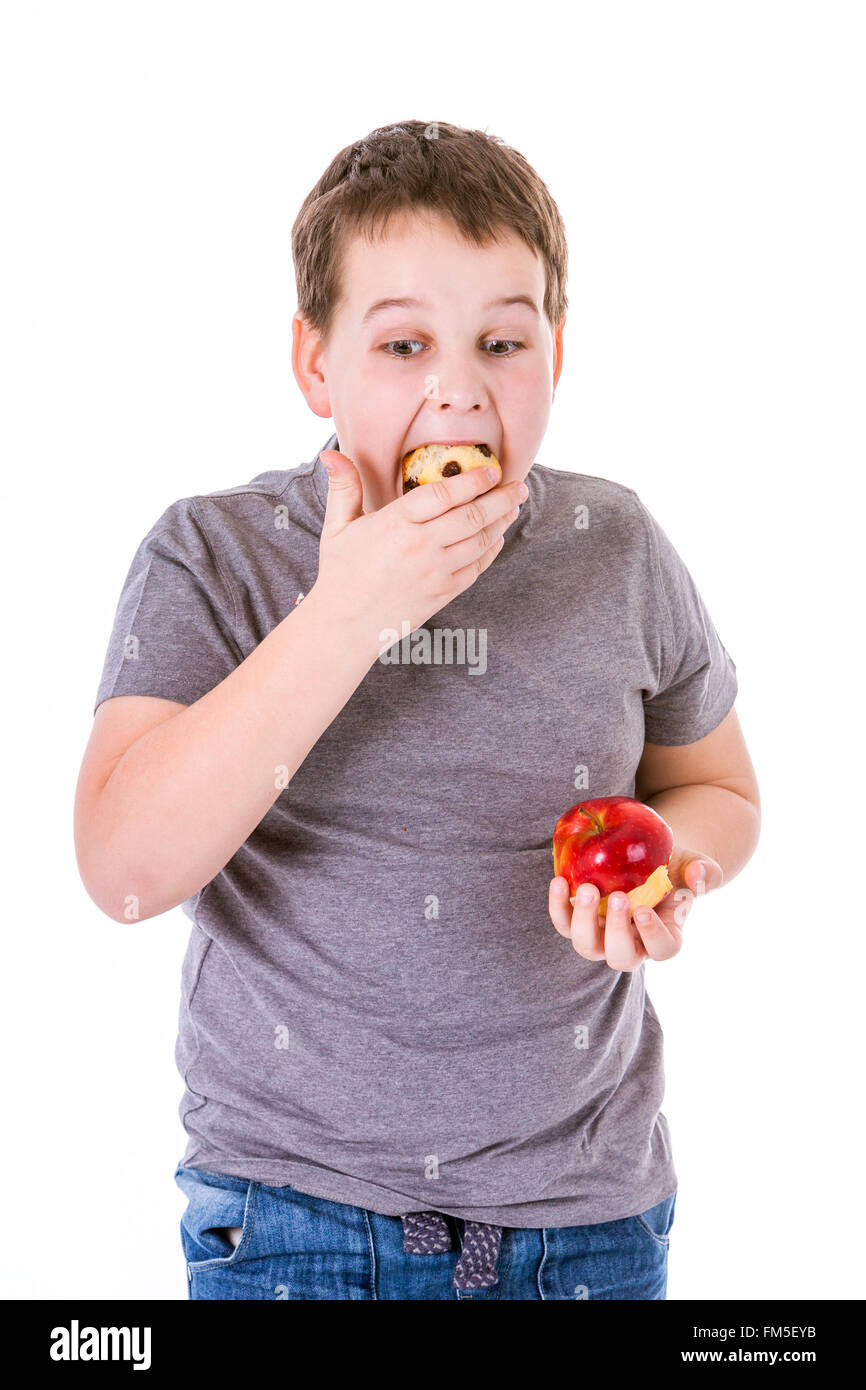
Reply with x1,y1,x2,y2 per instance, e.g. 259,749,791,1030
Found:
175,1162,676,1300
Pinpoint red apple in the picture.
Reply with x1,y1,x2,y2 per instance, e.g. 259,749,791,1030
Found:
552,796,675,919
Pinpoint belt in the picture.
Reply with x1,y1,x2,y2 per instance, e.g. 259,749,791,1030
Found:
401,1211,503,1290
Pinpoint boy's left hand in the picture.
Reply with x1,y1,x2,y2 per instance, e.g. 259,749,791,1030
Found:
548,848,723,972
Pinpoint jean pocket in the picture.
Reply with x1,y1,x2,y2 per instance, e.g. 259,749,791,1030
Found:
175,1164,260,1273
631,1190,677,1247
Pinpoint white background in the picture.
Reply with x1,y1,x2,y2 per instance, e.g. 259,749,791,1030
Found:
1,0,863,1300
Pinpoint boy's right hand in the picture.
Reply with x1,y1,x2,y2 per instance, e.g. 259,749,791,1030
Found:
311,449,527,648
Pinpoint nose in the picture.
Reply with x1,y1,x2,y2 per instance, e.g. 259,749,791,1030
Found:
430,349,490,414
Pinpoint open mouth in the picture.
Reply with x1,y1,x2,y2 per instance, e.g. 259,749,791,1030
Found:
398,441,502,495
401,441,494,462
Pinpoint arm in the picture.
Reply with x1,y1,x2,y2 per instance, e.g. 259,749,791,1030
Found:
635,705,761,888
78,459,522,926
78,584,379,923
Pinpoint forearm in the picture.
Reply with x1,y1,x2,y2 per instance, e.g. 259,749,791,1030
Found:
88,583,378,922
644,783,761,887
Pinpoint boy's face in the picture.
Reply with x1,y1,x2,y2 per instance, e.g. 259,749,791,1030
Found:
293,208,564,512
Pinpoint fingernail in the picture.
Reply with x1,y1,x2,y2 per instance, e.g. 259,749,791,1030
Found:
610,894,628,911
578,886,595,905
635,909,653,925
695,862,707,880
554,880,568,895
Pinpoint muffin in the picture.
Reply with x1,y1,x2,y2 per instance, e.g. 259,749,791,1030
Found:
401,443,502,493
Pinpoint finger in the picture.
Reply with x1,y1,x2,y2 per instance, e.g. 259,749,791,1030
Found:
568,884,606,961
549,877,575,939
444,497,522,575
685,855,721,898
670,852,722,899
632,905,683,961
449,529,507,589
656,863,710,930
319,450,366,533
401,462,502,523
603,893,647,972
435,480,527,553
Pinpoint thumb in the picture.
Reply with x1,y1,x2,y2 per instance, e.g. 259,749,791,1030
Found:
679,852,724,898
319,450,365,532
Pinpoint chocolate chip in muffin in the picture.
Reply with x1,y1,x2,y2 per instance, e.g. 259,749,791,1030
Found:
476,444,492,457
403,477,420,491
442,461,462,477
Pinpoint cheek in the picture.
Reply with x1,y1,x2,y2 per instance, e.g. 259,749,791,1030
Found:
352,354,429,411
499,361,554,437
332,360,415,452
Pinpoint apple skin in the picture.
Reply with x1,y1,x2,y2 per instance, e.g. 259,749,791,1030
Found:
552,795,675,918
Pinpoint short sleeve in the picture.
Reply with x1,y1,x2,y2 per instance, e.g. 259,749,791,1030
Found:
634,495,739,746
93,498,244,716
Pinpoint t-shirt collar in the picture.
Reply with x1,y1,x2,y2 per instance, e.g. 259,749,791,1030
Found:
310,433,339,512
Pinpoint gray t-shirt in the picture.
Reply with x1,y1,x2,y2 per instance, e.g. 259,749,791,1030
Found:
93,433,738,1227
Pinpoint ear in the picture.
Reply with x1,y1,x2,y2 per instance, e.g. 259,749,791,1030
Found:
291,311,332,419
552,316,565,396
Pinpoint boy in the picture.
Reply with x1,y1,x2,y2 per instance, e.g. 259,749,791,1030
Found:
74,120,761,1300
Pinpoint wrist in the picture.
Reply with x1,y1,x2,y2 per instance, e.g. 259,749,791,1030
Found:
304,579,383,666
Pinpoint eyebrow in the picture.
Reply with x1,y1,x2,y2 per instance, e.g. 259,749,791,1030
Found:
360,294,540,325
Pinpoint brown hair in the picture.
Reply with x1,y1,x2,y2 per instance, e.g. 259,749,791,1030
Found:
291,119,568,342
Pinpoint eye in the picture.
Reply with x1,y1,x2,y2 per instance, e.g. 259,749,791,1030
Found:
382,339,426,358
483,339,525,356
381,337,526,359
